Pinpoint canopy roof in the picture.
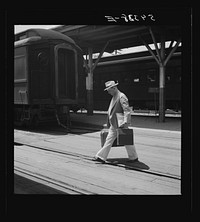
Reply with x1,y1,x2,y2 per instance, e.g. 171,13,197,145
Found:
53,25,181,54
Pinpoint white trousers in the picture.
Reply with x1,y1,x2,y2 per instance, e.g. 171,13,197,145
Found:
95,126,138,161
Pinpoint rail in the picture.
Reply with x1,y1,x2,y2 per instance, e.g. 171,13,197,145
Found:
15,167,93,194
14,139,181,181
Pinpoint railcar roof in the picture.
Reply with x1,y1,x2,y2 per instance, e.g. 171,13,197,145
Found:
14,28,76,47
53,25,181,54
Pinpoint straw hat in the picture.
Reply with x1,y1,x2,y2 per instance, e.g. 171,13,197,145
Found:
104,80,118,91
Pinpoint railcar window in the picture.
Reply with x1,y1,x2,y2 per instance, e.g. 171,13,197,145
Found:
146,68,157,83
100,73,109,86
14,55,26,80
175,67,181,82
166,72,174,83
133,77,140,83
166,67,177,83
37,52,49,67
122,72,135,84
57,48,76,99
147,74,156,82
166,75,171,82
111,72,120,81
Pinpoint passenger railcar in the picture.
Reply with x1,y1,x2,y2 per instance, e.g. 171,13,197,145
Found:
14,29,86,127
93,50,181,112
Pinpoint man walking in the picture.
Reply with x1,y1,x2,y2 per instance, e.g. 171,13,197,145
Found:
93,80,139,163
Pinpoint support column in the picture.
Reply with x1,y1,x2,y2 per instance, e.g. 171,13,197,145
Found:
140,28,181,122
85,42,109,116
159,64,165,122
159,34,166,122
86,47,93,115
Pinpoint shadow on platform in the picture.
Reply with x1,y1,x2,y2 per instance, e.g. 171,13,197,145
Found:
107,158,150,170
15,123,100,136
14,174,66,194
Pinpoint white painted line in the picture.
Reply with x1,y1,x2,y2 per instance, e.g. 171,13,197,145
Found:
130,126,181,134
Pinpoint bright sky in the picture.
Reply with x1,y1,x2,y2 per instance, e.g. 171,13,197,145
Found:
14,25,61,34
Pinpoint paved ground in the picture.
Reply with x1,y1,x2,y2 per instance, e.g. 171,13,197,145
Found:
70,112,181,131
14,114,181,195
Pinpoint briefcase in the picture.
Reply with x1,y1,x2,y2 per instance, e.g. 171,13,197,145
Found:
116,128,134,146
100,129,119,147
100,128,134,147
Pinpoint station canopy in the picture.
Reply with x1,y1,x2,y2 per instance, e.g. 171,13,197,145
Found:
53,25,181,54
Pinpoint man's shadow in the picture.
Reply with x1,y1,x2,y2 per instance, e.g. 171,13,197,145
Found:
107,158,150,170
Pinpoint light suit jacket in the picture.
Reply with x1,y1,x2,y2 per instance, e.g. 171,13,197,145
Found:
107,91,132,128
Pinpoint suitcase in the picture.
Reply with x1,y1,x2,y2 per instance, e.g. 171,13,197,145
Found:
100,129,119,147
100,128,134,147
116,128,134,145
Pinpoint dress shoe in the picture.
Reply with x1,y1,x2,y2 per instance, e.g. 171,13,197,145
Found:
92,157,106,163
126,158,139,163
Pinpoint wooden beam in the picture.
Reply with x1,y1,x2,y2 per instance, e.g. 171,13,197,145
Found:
168,40,175,49
159,34,166,122
164,39,181,66
92,41,109,71
149,27,162,63
139,36,160,65
80,26,147,41
160,34,165,63
158,66,165,122
86,47,94,115
83,58,89,73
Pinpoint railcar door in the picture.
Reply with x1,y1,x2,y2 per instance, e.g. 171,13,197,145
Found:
54,44,77,103
29,46,52,103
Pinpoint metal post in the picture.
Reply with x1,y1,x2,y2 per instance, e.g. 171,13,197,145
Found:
86,47,93,115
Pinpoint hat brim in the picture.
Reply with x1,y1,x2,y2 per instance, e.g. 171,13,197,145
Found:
104,83,118,91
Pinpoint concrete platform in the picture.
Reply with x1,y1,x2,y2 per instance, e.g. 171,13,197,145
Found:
14,114,181,194
70,111,181,131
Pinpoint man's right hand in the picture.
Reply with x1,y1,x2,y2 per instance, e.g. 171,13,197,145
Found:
103,124,108,128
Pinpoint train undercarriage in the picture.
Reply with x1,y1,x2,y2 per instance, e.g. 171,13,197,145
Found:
14,104,72,129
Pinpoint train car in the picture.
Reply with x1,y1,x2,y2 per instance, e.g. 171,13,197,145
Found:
93,50,181,112
14,28,86,127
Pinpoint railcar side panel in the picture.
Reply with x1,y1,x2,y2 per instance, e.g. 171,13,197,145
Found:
14,47,29,105
93,55,181,111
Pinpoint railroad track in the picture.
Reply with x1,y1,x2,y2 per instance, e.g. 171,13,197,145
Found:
14,125,181,194
15,123,181,147
40,125,181,153
14,167,94,195
14,139,181,181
